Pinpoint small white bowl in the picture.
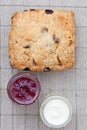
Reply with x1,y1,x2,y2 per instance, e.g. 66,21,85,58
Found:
40,94,72,128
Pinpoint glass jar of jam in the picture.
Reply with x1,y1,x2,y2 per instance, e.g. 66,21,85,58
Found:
7,72,41,105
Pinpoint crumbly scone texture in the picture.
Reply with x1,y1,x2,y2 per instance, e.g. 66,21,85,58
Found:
9,9,76,71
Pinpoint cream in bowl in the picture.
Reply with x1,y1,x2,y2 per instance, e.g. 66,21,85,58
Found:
40,94,72,128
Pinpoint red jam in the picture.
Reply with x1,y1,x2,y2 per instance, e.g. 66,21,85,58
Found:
7,72,41,105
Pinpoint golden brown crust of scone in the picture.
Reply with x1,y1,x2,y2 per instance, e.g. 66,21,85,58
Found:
9,9,76,71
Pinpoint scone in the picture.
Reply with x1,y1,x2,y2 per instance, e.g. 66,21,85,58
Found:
9,9,76,71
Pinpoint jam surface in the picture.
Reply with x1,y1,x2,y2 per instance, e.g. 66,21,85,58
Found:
8,75,40,105
12,77,37,102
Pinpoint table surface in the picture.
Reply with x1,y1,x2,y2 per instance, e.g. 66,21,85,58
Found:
0,0,87,130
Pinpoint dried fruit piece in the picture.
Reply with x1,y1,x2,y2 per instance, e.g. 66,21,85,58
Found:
57,56,62,66
30,9,35,11
44,67,51,72
24,45,30,49
53,35,60,43
45,10,54,14
41,28,48,33
69,40,73,46
23,67,30,71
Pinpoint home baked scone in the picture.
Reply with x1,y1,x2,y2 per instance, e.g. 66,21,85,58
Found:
9,9,76,71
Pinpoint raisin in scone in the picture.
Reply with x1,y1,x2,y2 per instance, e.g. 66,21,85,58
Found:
9,9,76,71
